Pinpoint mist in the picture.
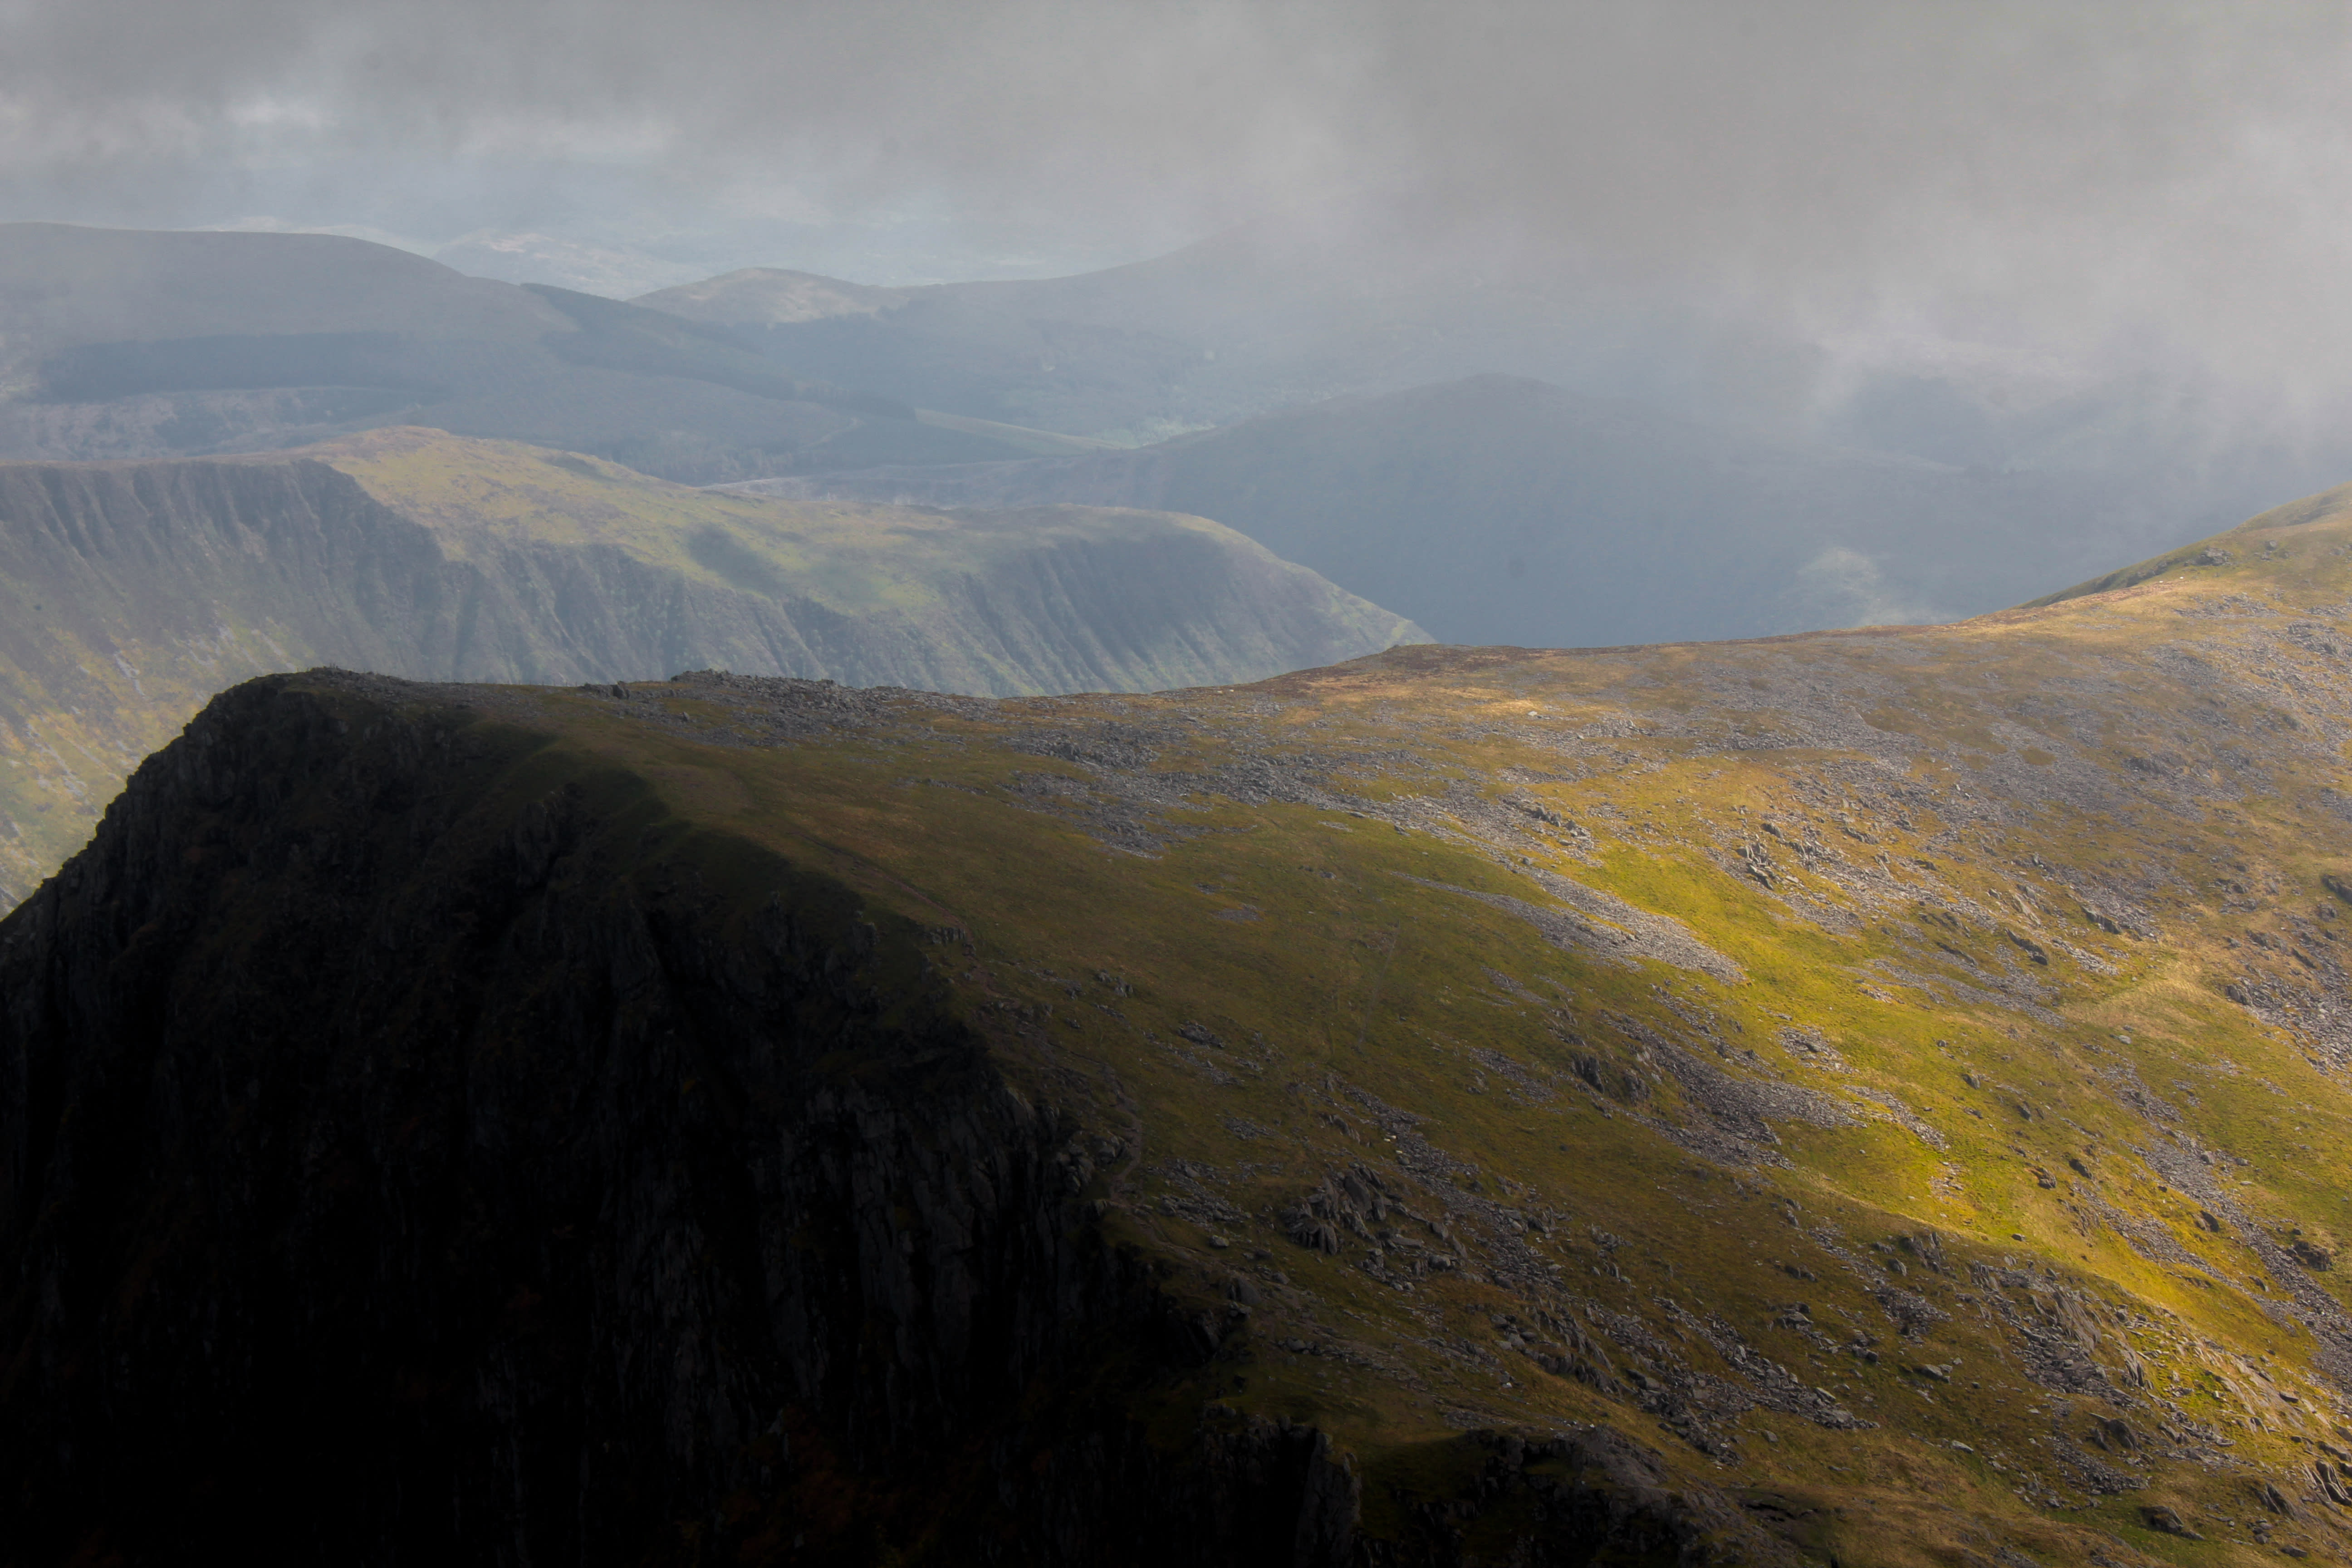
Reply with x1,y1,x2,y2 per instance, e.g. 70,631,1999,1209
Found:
13,1,2352,463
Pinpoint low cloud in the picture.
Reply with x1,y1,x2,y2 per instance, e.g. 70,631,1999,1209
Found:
1784,547,1940,632
12,3,2352,433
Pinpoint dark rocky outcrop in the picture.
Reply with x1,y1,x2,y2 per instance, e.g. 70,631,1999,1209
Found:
1363,1430,1783,1567
0,674,1770,1566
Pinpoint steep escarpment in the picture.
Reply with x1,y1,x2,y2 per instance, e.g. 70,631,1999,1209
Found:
0,676,1220,1563
0,429,1425,905
0,673,1764,1567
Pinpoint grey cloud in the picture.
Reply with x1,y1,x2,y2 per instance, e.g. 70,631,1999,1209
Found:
12,2,2352,416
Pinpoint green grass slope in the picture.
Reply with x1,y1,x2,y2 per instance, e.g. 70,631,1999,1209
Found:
252,486,2352,1564
0,428,1426,907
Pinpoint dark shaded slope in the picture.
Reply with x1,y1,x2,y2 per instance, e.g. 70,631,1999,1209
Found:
0,674,1209,1563
16,462,2352,1568
0,671,1776,1565
746,375,2162,647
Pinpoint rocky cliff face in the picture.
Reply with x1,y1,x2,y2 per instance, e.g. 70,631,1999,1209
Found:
0,430,1426,906
0,674,1761,1567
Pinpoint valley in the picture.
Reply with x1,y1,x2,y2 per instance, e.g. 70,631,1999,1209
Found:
7,221,2328,661
736,373,2161,647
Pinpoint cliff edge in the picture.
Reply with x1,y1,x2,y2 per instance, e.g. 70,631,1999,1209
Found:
0,671,1759,1566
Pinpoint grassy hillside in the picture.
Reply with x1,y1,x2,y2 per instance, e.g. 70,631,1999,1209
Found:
150,483,2352,1563
0,428,1425,906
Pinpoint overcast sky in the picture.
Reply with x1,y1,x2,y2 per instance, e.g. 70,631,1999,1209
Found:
11,1,2352,406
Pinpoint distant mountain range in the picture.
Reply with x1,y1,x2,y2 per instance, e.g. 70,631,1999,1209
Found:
13,218,2352,657
633,210,2352,586
19,206,2352,1568
0,426,1423,905
628,211,1632,444
0,224,1105,484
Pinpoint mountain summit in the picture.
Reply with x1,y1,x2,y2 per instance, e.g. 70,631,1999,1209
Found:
8,489,2352,1562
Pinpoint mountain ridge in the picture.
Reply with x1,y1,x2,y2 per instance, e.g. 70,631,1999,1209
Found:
0,225,1109,483
0,427,1425,906
13,487,2352,1559
0,666,1762,1564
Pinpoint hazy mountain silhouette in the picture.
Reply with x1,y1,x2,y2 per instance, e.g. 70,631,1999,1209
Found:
0,224,1099,483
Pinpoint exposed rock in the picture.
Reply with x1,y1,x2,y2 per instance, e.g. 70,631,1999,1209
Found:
0,673,1806,1566
1369,1428,1787,1566
1398,872,1744,984
2090,1416,2140,1452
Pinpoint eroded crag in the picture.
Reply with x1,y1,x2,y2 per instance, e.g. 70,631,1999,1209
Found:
0,675,1760,1566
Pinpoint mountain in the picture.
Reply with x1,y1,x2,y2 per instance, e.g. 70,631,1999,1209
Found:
0,427,1425,907
431,229,718,299
0,224,1101,483
636,265,917,325
629,204,1676,442
12,491,2352,1562
631,214,1509,445
730,373,2177,647
638,206,2352,554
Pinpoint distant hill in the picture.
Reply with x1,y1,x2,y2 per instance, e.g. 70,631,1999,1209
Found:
629,221,1363,441
728,373,2167,647
635,266,916,325
639,208,2352,557
0,427,1426,904
0,224,1100,483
